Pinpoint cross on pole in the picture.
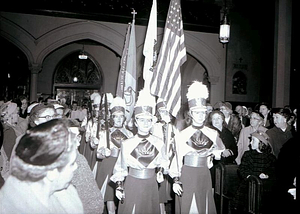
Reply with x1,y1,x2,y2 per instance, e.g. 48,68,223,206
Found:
131,9,137,20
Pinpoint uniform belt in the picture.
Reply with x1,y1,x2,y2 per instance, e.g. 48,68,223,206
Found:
128,167,155,179
110,148,119,157
184,155,207,167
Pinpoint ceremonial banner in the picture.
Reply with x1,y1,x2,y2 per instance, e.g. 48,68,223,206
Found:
150,0,187,117
143,0,157,92
116,23,131,99
116,19,137,122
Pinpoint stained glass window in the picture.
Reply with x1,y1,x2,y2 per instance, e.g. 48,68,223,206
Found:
54,52,102,86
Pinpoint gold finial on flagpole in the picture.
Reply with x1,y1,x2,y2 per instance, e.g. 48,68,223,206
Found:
131,8,137,20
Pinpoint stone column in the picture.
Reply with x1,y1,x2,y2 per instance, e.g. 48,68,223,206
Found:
29,64,42,103
272,0,292,107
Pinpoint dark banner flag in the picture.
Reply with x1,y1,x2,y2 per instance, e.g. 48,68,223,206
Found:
116,23,131,99
116,14,137,122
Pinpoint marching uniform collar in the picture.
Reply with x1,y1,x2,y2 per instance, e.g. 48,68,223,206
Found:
137,133,151,139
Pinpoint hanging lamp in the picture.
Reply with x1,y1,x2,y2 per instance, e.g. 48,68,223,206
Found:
78,45,88,59
219,11,230,44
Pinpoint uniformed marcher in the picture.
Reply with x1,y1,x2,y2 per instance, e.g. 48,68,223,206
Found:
152,98,178,213
169,81,225,214
84,93,112,170
110,89,169,214
94,96,133,214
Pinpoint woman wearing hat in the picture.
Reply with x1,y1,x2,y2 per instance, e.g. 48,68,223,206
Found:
94,96,133,214
169,81,225,214
235,110,268,165
0,119,83,213
0,101,27,180
110,89,168,214
232,131,276,213
28,103,56,129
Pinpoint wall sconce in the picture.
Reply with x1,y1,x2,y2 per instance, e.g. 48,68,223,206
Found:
78,45,88,59
219,12,230,44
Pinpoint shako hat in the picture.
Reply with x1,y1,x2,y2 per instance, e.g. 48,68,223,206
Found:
134,88,155,118
186,81,209,111
110,96,126,115
156,98,167,111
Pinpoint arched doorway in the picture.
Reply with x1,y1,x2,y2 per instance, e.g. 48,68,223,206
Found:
0,37,30,101
181,53,210,104
53,51,103,106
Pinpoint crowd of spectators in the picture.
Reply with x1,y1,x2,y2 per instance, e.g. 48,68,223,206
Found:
0,92,297,214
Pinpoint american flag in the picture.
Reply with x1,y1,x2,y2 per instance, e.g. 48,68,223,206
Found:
150,0,186,117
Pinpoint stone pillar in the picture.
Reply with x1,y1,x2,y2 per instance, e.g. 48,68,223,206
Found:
209,75,221,107
29,64,42,103
272,0,292,107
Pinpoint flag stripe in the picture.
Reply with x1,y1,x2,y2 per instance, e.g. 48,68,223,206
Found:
150,0,186,117
153,30,173,96
169,85,181,116
163,32,180,98
150,31,170,93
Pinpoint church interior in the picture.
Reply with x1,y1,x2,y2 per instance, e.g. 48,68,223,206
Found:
0,0,298,109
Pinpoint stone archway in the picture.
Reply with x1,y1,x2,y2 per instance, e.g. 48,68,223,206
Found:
1,16,127,101
1,12,225,104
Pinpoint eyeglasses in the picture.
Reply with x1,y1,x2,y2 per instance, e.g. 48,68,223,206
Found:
38,115,53,120
136,118,152,123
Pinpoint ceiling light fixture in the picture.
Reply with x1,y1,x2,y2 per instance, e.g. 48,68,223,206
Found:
219,12,230,44
78,45,88,59
219,0,230,45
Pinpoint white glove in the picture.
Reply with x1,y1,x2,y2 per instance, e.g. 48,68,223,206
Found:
102,148,111,157
221,149,232,158
90,137,99,148
173,183,183,196
207,155,214,169
288,188,296,200
156,171,164,183
116,187,125,201
259,173,269,179
97,147,111,159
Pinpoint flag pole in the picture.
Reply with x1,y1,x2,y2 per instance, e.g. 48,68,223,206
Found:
131,8,137,21
149,0,187,118
116,23,131,99
116,9,137,123
143,0,157,92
